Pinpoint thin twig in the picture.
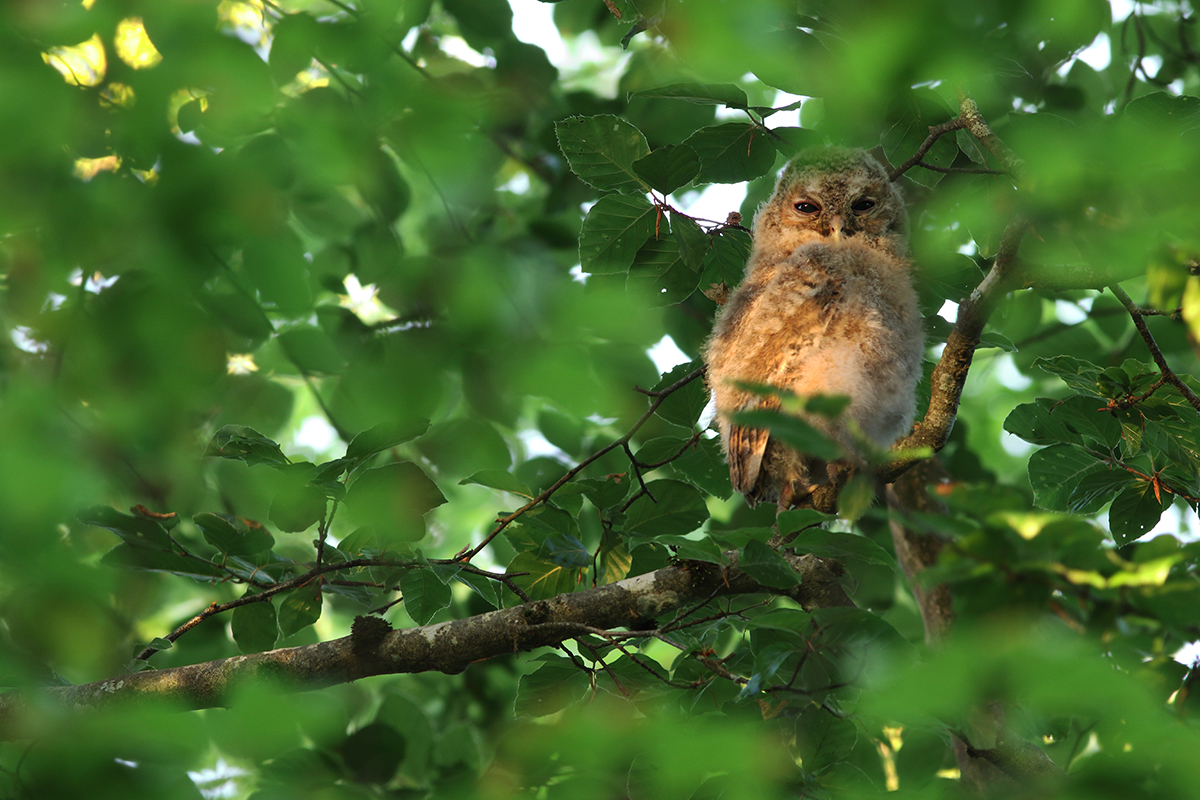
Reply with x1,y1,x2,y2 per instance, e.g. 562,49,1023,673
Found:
888,117,967,180
455,367,706,561
916,160,1006,175
1108,284,1200,412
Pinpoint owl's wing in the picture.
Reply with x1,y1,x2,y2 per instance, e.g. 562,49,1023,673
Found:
725,394,780,498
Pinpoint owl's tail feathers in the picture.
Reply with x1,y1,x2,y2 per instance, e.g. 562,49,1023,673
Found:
726,393,783,501
727,422,770,500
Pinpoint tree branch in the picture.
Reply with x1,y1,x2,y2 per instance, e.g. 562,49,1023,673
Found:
887,117,967,181
0,551,850,739
1109,284,1200,412
956,93,1024,176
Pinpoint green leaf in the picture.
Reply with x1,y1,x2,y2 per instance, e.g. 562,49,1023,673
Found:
739,539,801,589
700,225,753,291
453,570,501,609
555,114,651,194
1125,92,1200,132
1109,483,1169,546
674,437,732,499
731,408,842,461
671,212,709,270
1004,396,1122,448
542,533,590,568
624,479,709,536
206,425,290,467
342,722,406,784
682,123,778,184
1066,468,1138,515
597,539,632,584
278,327,346,376
399,567,453,624
578,194,657,275
77,506,174,550
632,145,701,194
344,462,446,544
577,475,632,512
232,598,279,653
631,83,750,109
194,512,275,556
788,529,894,567
881,88,958,188
627,233,702,305
460,469,534,498
515,654,592,717
766,126,822,159
101,543,220,581
346,418,431,461
793,704,858,771
269,466,328,533
1032,356,1112,398
1027,444,1106,512
268,12,321,85
652,534,727,564
507,549,586,600
278,580,323,638
651,360,707,428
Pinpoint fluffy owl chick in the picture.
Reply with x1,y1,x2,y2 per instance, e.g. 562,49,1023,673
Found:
704,147,924,510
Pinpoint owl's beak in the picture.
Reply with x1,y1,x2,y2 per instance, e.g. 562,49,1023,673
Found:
827,215,845,240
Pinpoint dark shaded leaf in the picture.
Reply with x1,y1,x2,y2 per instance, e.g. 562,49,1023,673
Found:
206,425,290,467
631,82,749,109
739,539,801,589
579,194,657,274
399,567,453,624
556,114,651,194
279,580,323,637
624,479,709,536
633,145,701,194
346,418,431,461
1109,483,1169,546
77,506,173,550
232,598,279,653
515,654,591,717
342,723,406,784
194,512,275,555
683,123,777,184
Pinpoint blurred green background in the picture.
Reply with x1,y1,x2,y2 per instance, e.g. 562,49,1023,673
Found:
1,0,1199,796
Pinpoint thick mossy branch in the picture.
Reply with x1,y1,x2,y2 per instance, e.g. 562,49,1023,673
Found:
0,551,850,740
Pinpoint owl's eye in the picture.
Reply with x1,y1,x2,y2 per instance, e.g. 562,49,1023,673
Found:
851,199,876,213
794,201,820,214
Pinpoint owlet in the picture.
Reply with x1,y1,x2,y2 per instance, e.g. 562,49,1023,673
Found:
704,147,924,511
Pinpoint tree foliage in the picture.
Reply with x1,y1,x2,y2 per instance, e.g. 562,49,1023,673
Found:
1,0,1200,797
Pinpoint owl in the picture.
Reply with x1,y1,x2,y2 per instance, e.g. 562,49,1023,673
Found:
703,147,924,511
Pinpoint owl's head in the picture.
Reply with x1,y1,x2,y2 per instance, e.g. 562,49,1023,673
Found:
754,147,908,259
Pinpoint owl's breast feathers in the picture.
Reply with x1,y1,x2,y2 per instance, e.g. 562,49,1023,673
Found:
705,239,923,505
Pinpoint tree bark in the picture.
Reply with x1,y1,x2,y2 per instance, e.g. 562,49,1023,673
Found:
0,551,852,741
